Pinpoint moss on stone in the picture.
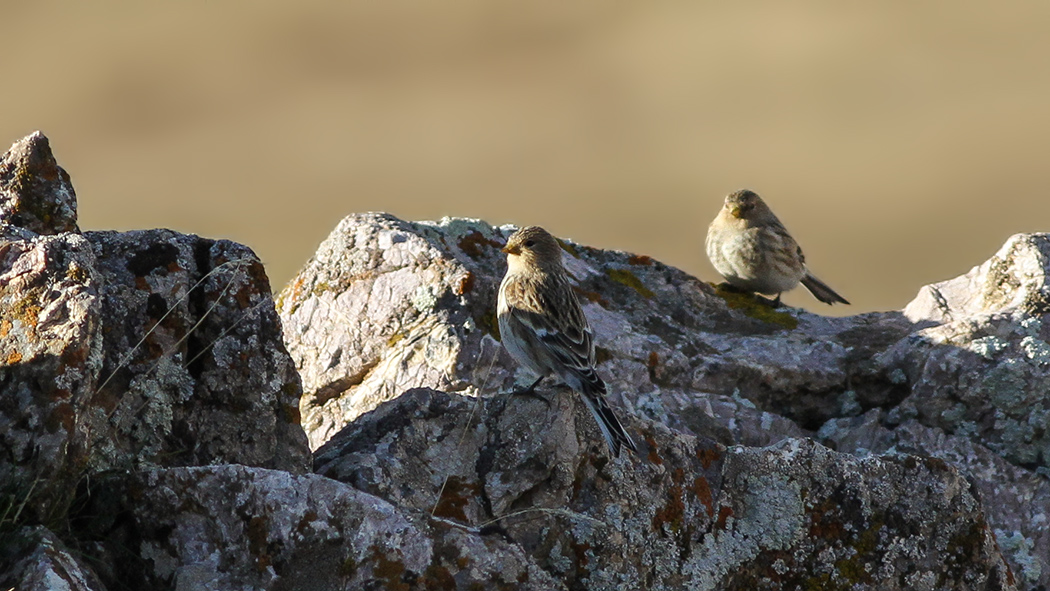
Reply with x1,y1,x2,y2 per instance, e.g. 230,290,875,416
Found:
556,238,580,258
607,268,655,299
713,284,798,329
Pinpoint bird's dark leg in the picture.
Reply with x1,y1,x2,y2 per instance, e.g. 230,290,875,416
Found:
716,282,748,294
755,293,782,308
508,376,550,406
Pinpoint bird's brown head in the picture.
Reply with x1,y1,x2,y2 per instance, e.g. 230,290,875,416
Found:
502,225,563,271
723,189,773,222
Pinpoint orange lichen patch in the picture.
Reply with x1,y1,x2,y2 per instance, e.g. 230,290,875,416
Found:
233,284,255,309
432,476,478,522
247,515,272,571
647,351,659,382
282,403,302,425
456,271,476,295
808,498,845,539
423,564,456,590
372,549,409,591
571,541,592,579
0,318,10,338
572,285,609,308
696,445,721,470
458,231,502,258
5,351,22,364
653,480,686,533
691,476,714,517
8,291,42,327
628,255,653,266
645,434,663,465
45,403,75,434
715,505,733,530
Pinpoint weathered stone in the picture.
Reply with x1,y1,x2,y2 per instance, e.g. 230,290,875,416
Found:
278,213,913,450
0,229,101,524
1,130,309,549
75,464,560,591
0,132,79,235
84,230,310,473
0,526,106,591
821,411,1049,589
280,214,1050,586
314,388,1013,590
888,233,1050,471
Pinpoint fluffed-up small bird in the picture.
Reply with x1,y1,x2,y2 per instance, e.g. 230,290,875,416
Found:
706,189,849,306
497,225,637,457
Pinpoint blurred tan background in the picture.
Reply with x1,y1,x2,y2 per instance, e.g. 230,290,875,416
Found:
3,2,1049,315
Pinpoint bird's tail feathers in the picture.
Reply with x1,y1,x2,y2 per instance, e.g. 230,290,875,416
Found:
579,392,637,458
801,273,850,305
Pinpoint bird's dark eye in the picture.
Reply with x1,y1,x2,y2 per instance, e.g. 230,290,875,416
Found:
524,240,535,248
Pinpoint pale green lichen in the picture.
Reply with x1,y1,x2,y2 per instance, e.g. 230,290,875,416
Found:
994,529,1042,585
410,285,438,312
968,335,1009,360
1019,336,1050,366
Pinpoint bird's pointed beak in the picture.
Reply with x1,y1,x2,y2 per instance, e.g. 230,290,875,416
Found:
501,244,519,255
729,206,742,218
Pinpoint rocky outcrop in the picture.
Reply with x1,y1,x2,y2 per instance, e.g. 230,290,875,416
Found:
0,228,101,525
0,526,105,591
312,388,1011,590
1,132,310,587
0,131,79,235
2,129,1046,589
84,229,309,473
75,463,561,590
280,213,1050,588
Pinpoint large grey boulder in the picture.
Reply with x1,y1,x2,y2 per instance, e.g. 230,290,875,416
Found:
84,229,310,473
67,389,1011,591
0,134,102,525
279,213,1050,587
0,132,311,589
0,526,106,591
276,213,867,450
76,463,560,590
312,388,1012,590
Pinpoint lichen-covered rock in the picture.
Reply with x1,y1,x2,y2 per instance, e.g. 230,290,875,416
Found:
889,233,1050,471
280,213,1050,586
75,464,560,590
0,131,312,591
0,229,101,524
821,411,1050,589
0,526,106,591
84,230,310,473
313,388,1013,590
277,213,910,450
0,132,79,234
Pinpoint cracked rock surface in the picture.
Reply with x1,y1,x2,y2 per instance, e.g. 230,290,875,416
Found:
280,212,1050,588
2,129,1047,589
1,132,310,587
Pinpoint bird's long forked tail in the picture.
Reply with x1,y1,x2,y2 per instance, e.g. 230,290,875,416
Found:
800,273,850,305
579,392,638,458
